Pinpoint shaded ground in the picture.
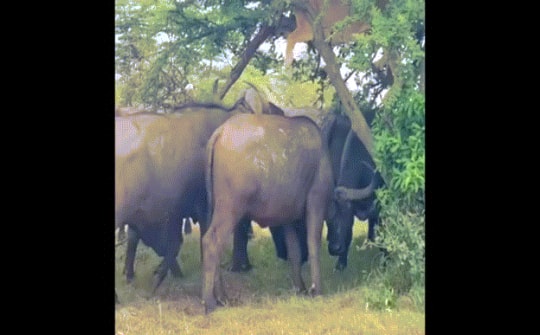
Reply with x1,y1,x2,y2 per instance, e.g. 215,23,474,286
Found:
115,222,424,334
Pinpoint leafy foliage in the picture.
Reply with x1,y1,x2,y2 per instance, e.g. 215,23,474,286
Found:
115,0,291,110
366,88,425,310
341,0,425,309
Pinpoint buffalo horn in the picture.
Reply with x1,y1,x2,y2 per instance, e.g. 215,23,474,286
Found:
334,162,376,201
334,179,375,201
338,128,355,182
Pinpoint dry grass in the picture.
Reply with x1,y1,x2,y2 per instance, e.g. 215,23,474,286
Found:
115,223,424,334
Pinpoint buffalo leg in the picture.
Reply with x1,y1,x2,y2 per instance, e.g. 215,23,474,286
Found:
283,223,305,293
168,220,184,278
296,221,309,264
169,259,183,278
229,218,253,272
270,223,309,264
194,200,209,266
270,226,288,260
154,257,183,279
124,226,139,283
152,267,168,293
336,220,353,271
152,220,183,293
202,211,236,314
305,205,324,296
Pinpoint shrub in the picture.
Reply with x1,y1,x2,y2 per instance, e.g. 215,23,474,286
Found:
366,88,425,310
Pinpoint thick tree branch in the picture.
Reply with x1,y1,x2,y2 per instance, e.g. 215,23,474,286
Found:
296,0,374,159
219,13,296,100
218,24,275,100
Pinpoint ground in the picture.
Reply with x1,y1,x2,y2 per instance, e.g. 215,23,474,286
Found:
115,221,424,334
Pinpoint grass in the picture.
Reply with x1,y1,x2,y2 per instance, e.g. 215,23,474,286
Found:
115,221,425,334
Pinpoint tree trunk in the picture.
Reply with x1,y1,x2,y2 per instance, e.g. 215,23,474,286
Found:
295,1,375,159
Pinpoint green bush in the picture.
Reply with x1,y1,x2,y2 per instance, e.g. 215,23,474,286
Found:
366,88,425,311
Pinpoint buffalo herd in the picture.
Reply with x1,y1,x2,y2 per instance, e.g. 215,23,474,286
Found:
115,88,385,313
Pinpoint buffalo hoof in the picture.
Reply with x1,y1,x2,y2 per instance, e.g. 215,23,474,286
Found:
228,262,252,272
308,284,321,297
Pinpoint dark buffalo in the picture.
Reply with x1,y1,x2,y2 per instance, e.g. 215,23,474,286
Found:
202,112,378,314
116,88,281,293
116,106,227,291
116,96,261,292
322,112,385,270
230,109,384,272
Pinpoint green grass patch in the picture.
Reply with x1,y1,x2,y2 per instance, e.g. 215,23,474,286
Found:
115,222,424,334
